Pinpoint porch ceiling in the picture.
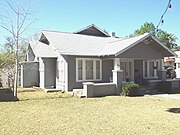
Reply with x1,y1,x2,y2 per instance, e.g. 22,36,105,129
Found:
116,37,175,60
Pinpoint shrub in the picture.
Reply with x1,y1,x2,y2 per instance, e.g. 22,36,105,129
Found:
157,81,171,93
121,83,139,96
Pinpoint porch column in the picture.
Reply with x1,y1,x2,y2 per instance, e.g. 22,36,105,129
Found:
157,59,167,81
112,70,123,95
39,58,45,88
114,58,120,70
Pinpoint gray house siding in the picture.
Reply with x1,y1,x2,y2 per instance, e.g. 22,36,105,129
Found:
27,45,35,61
118,42,165,59
65,56,82,90
21,62,39,87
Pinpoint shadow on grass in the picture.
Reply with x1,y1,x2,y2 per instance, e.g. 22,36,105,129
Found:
167,108,180,114
0,88,19,102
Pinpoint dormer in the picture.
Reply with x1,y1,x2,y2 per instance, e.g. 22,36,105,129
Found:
74,24,110,37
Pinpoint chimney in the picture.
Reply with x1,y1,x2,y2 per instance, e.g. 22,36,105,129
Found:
111,32,116,37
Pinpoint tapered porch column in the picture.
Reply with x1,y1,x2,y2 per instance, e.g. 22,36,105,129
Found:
157,59,167,81
113,58,123,95
114,58,121,70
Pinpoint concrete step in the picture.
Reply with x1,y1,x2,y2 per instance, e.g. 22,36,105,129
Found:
44,89,62,92
73,89,84,97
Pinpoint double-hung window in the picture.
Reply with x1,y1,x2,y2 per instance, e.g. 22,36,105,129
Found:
76,58,102,82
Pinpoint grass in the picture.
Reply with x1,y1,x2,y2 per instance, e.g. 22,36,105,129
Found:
173,94,180,97
0,88,180,135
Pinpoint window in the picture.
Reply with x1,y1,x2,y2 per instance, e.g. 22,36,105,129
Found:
96,61,100,79
86,60,93,80
76,58,102,81
78,60,83,80
149,61,154,77
143,60,162,78
144,61,148,77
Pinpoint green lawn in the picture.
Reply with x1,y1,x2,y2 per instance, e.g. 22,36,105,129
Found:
0,88,180,135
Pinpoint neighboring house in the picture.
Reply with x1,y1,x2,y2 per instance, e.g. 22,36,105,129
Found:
164,57,175,68
174,51,180,78
20,24,175,96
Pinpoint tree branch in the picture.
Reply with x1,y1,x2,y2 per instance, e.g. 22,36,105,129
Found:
5,0,18,14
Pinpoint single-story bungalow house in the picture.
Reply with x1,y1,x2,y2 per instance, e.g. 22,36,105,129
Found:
21,24,176,97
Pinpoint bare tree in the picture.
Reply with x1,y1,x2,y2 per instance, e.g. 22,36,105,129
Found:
0,0,36,98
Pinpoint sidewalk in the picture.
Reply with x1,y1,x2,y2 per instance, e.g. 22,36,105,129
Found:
147,94,180,100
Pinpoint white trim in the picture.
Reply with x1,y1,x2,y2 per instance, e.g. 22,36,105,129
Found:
76,58,102,82
120,58,134,82
115,33,150,56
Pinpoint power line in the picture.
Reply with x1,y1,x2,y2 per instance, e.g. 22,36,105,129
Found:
155,0,172,32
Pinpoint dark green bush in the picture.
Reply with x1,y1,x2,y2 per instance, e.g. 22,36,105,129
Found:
121,83,139,96
157,81,171,93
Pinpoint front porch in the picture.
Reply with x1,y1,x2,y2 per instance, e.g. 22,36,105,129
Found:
102,57,165,86
73,35,174,97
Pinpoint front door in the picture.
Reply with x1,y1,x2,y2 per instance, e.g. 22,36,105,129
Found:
120,59,134,82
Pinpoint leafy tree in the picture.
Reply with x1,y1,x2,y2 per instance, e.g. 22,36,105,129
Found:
134,22,178,49
0,38,27,89
156,29,177,49
134,22,155,35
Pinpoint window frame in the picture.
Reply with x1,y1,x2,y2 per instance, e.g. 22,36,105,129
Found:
143,59,162,79
76,58,102,82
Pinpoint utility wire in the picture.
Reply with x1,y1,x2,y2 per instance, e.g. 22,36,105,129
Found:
155,0,172,32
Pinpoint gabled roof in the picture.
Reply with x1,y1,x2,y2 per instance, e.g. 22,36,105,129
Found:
29,23,175,59
41,30,175,57
74,24,110,37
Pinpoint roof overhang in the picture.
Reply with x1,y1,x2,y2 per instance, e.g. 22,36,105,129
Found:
115,34,176,59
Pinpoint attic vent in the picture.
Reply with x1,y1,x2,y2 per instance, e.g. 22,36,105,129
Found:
39,33,50,45
111,32,116,37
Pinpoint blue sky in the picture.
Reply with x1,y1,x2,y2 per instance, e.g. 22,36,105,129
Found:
0,0,180,45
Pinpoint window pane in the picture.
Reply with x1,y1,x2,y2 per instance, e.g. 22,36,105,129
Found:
86,60,93,80
96,61,100,79
145,61,148,77
156,61,159,70
120,62,126,81
78,60,82,80
149,61,154,77
129,62,132,81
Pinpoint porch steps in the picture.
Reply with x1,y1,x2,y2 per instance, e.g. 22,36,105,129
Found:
44,89,62,93
73,89,85,98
